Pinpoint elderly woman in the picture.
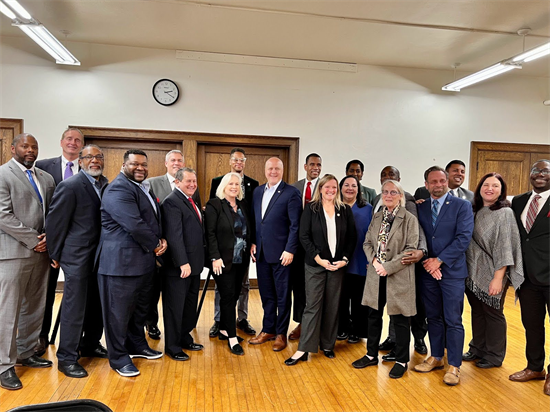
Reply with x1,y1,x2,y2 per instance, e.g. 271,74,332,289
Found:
462,173,523,368
352,179,418,379
337,175,373,343
285,174,357,365
204,172,251,356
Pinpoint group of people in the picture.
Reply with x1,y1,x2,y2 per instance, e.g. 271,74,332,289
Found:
0,129,548,397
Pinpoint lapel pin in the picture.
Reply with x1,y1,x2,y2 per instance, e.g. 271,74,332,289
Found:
446,202,450,204
337,213,340,217
277,191,281,193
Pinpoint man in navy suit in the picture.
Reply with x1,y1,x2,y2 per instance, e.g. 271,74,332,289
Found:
45,145,108,378
249,158,302,352
413,166,473,386
96,150,167,377
35,127,83,355
414,160,474,203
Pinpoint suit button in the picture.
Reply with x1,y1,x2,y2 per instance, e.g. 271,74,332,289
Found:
526,238,529,242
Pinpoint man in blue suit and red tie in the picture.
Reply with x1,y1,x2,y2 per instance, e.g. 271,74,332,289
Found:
249,157,302,352
414,166,474,386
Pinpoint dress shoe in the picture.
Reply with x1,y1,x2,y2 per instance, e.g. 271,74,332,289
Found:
33,335,48,357
167,352,190,361
284,352,308,366
80,344,108,358
382,350,397,362
115,363,140,377
443,366,460,386
236,319,256,335
414,356,444,373
129,348,163,360
352,355,378,369
414,338,428,355
58,363,88,378
476,359,500,369
16,355,53,368
182,342,204,351
509,368,546,382
0,367,22,390
322,350,335,359
336,332,348,341
544,374,550,396
272,334,288,352
347,335,361,344
249,332,276,345
288,324,301,340
209,321,220,337
378,337,395,351
228,341,244,356
219,334,244,343
146,324,161,340
462,351,481,362
389,363,408,379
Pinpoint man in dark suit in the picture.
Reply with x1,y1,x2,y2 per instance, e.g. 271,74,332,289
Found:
96,149,167,377
413,166,473,386
34,127,83,355
161,167,205,361
345,159,377,205
45,145,108,378
509,160,550,396
249,157,302,351
208,148,258,338
0,134,56,391
414,160,474,203
288,153,322,340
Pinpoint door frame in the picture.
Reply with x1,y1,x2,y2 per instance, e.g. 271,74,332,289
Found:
0,118,24,165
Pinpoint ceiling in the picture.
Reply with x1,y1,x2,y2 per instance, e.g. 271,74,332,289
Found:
1,0,549,77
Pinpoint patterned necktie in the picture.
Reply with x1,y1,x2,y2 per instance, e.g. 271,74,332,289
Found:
26,170,43,205
189,197,201,221
431,200,439,227
525,194,541,233
305,181,312,205
64,161,74,180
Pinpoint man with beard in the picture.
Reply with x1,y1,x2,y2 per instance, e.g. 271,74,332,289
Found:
96,150,167,377
414,160,474,203
0,134,55,390
45,145,109,378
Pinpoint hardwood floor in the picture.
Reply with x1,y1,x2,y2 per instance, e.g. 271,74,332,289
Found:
1,288,548,412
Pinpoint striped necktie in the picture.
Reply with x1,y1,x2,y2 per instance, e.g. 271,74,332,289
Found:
431,200,439,227
525,195,541,233
26,170,43,205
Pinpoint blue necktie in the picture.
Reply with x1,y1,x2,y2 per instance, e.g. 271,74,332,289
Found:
431,200,439,227
26,170,43,205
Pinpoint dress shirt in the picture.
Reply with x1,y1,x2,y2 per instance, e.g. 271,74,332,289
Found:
430,191,450,216
324,208,337,258
261,180,281,219
519,189,550,228
176,188,201,220
302,177,319,206
12,158,44,201
82,170,104,198
130,178,157,213
167,173,176,191
61,155,79,180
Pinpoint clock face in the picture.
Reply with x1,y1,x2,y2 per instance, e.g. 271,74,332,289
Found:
153,79,179,106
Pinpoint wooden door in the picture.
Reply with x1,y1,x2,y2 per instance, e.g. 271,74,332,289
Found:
0,118,23,165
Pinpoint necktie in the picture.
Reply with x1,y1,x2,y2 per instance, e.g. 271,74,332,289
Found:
305,181,312,205
525,194,541,233
431,200,439,227
449,189,455,197
26,170,43,205
64,161,74,180
189,197,201,221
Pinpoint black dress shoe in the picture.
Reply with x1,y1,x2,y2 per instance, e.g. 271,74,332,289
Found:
379,337,395,351
167,351,190,361
347,335,361,344
389,363,408,379
382,350,397,362
0,367,22,390
182,342,204,351
58,363,88,378
476,359,500,369
228,341,244,356
129,348,163,359
322,350,335,359
219,334,244,342
146,325,161,340
352,355,378,369
209,321,220,337
284,352,308,366
34,335,48,357
462,351,481,361
414,338,428,355
80,344,108,358
336,332,348,341
16,355,53,368
237,319,256,335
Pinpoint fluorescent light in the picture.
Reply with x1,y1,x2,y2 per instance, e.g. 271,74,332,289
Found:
442,63,519,92
3,0,30,19
0,3,16,19
16,23,80,65
513,42,550,62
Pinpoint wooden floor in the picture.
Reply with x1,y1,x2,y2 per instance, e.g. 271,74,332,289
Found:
1,288,548,412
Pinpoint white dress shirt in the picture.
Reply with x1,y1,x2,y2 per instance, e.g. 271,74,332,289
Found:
61,155,79,180
262,180,281,219
519,189,550,228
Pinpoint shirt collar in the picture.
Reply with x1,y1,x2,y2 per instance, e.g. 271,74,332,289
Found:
431,191,449,207
11,157,35,174
530,188,550,202
62,155,78,168
266,180,282,191
176,187,191,199
166,173,175,184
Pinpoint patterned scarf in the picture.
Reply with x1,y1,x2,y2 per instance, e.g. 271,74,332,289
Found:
376,205,400,263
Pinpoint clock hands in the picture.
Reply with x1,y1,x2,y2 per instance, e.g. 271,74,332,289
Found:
164,91,175,97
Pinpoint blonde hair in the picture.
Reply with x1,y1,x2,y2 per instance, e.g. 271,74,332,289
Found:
216,172,244,201
310,174,344,212
381,180,406,207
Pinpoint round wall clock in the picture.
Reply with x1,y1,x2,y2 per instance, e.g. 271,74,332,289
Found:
152,79,179,106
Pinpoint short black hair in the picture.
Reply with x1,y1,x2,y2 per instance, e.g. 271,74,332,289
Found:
305,153,322,164
230,147,246,156
424,166,448,182
123,149,147,162
346,159,364,173
445,160,466,171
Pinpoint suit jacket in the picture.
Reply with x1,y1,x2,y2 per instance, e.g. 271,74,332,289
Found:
417,194,474,279
161,189,205,277
292,178,319,200
35,156,79,186
252,181,302,264
414,186,474,203
0,159,56,259
511,192,550,286
210,174,259,211
361,185,377,205
45,170,108,275
96,173,162,277
299,202,357,267
204,197,251,271
148,174,202,207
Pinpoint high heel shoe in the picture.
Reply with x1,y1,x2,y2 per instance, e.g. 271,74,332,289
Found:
228,341,244,356
284,352,308,366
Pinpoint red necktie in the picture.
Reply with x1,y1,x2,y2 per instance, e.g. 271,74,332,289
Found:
525,194,541,233
305,181,312,205
189,197,201,221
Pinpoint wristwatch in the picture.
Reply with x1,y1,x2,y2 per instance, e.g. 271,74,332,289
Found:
436,257,443,264
342,257,349,265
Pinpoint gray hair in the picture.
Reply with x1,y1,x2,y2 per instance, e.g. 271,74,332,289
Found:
61,127,84,140
216,172,244,201
381,179,406,207
165,150,184,162
79,144,102,158
175,167,196,181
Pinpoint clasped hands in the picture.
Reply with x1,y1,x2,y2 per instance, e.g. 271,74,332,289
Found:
154,238,168,256
316,256,346,271
423,257,442,280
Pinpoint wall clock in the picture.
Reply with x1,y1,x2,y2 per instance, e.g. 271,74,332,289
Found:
152,79,179,106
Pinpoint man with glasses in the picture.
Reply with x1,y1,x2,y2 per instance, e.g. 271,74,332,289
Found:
209,148,259,337
509,160,550,396
45,145,108,378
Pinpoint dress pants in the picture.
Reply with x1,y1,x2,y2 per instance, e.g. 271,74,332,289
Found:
214,263,246,337
39,266,60,339
518,277,550,373
98,271,154,370
421,272,465,367
256,254,292,335
145,266,162,328
162,274,200,356
366,276,411,363
0,254,50,374
289,246,306,324
298,264,344,353
338,273,368,338
214,264,250,323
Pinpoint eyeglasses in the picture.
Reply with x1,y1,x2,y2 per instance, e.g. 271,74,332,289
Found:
382,190,400,196
230,157,247,163
530,168,550,176
126,162,148,168
80,154,104,161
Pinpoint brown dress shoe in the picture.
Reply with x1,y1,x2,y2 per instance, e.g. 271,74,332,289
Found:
544,375,550,396
272,335,288,352
249,332,276,345
288,324,301,341
443,366,460,386
509,368,547,382
414,356,445,373
33,336,48,357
